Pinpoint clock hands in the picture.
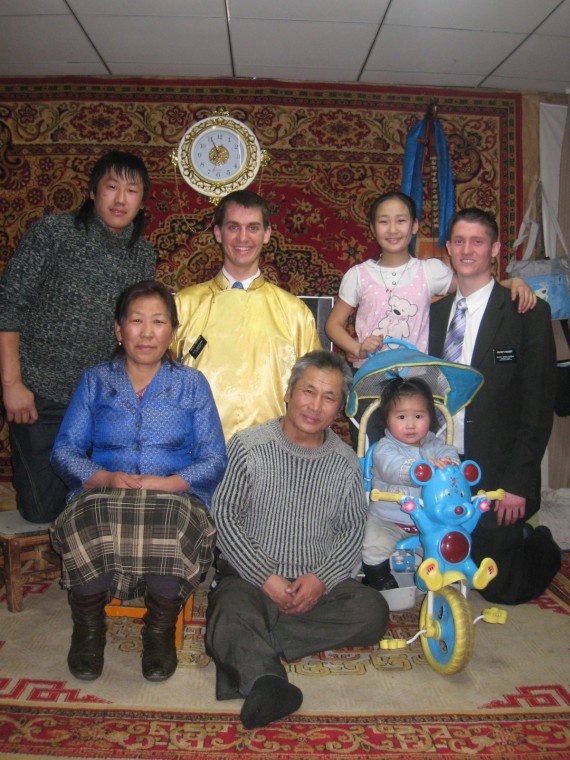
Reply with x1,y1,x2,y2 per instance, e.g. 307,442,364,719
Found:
208,143,230,167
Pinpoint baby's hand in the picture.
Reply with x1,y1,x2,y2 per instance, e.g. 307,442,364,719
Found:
430,457,456,469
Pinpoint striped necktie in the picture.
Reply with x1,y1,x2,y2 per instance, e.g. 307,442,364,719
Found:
443,298,467,363
232,281,244,290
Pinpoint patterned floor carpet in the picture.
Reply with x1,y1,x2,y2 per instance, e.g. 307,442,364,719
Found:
0,554,569,759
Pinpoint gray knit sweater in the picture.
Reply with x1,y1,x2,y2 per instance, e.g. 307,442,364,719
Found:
211,418,367,591
0,212,156,404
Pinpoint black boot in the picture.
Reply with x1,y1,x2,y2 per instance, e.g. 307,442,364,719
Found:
141,592,181,682
67,590,107,681
362,561,399,591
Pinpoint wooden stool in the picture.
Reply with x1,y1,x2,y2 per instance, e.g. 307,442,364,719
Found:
0,511,61,612
105,593,193,650
0,482,18,512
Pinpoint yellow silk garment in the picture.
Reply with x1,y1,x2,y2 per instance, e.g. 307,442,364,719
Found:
173,271,321,441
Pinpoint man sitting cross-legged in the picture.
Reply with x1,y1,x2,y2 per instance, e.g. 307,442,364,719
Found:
206,350,388,729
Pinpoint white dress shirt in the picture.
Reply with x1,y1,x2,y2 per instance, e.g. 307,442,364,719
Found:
222,267,260,291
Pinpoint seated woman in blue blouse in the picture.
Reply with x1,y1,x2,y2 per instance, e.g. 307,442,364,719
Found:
50,280,227,683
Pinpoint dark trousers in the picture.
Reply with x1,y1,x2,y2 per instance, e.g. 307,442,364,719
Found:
472,519,561,605
75,572,181,599
9,394,68,523
205,575,389,698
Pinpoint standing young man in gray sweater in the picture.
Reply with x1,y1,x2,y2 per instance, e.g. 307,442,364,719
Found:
206,350,388,729
0,152,156,523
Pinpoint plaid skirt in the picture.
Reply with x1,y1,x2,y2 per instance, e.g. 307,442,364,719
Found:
50,488,216,601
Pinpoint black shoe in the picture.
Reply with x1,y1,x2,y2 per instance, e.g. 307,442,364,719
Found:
142,592,181,682
240,675,303,729
376,574,399,591
534,525,553,541
67,591,107,681
362,561,399,592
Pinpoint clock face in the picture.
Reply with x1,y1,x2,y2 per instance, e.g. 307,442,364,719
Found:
191,127,247,182
178,116,261,198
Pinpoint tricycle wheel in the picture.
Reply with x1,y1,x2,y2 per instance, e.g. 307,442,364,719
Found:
419,586,474,674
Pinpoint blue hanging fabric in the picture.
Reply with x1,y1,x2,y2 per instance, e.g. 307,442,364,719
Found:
435,120,454,248
401,110,454,248
401,118,427,225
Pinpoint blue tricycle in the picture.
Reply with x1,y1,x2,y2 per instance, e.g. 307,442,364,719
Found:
347,340,508,675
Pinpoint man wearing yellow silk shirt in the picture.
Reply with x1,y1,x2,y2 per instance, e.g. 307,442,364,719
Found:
173,190,321,441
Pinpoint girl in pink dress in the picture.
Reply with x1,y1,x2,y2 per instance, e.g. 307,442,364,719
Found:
325,191,534,445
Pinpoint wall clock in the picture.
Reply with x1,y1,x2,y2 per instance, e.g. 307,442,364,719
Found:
177,111,262,199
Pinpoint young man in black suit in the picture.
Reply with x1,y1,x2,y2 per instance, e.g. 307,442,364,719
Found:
429,207,561,604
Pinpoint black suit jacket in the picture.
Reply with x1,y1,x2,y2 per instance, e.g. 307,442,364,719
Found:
429,282,556,520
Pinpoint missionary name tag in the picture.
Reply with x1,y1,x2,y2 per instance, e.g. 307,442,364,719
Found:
494,348,516,364
189,335,207,359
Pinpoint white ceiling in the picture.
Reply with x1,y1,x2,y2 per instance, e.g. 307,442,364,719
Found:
0,0,569,93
